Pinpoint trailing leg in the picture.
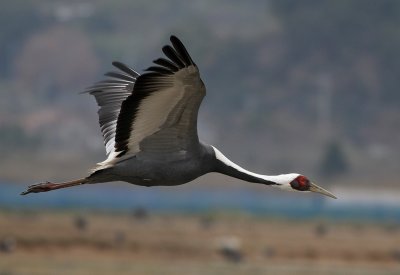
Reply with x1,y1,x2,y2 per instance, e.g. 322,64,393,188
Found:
20,178,89,195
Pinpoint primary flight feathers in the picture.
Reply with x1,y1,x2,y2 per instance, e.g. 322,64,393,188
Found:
85,35,203,161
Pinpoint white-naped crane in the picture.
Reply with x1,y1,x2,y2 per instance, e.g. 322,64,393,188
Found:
21,36,336,199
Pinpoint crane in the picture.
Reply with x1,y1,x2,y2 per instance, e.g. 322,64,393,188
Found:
21,36,336,199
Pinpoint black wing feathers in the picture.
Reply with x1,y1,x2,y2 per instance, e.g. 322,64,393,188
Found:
145,66,174,75
114,36,197,156
162,45,186,68
153,58,179,72
112,61,140,78
104,72,135,82
170,35,195,66
114,74,160,155
84,60,138,155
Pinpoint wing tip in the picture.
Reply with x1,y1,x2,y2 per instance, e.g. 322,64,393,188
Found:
170,35,179,43
169,35,195,67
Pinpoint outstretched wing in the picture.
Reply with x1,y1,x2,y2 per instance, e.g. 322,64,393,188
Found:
84,62,139,156
111,35,205,162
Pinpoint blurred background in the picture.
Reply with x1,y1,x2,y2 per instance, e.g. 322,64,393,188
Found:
1,0,400,274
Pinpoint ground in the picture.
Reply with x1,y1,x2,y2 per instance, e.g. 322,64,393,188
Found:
0,211,399,275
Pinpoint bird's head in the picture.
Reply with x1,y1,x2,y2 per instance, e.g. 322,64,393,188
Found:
279,174,337,199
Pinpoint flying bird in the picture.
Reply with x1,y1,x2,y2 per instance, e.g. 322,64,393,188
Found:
21,36,336,199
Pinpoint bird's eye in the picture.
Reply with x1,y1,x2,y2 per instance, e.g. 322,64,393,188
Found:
290,175,310,191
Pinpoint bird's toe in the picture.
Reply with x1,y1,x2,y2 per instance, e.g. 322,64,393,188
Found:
20,182,54,195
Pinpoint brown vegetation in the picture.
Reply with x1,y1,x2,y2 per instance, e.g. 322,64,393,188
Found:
0,211,399,274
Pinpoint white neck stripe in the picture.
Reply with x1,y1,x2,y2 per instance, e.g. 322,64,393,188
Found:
212,146,299,188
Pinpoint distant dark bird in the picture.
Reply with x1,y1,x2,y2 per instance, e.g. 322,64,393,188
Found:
21,36,336,199
314,223,328,237
263,246,276,258
132,207,149,221
0,237,16,253
74,215,88,231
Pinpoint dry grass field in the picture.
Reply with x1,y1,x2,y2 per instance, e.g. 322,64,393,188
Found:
0,211,399,275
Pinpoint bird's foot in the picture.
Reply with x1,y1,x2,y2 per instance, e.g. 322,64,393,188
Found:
21,178,87,195
20,182,55,195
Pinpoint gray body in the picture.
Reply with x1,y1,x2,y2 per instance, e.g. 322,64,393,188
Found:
90,143,217,186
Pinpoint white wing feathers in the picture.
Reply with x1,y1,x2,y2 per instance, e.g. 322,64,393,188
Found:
84,62,139,157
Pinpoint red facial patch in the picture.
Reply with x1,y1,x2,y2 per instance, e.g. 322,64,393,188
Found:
297,175,308,188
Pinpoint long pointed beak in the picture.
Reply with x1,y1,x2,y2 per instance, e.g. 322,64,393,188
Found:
309,182,337,199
